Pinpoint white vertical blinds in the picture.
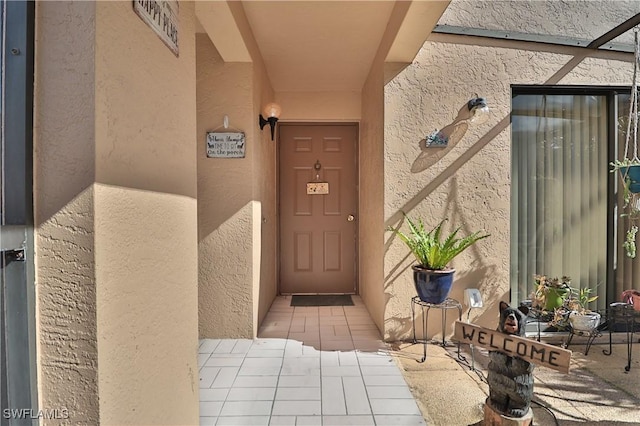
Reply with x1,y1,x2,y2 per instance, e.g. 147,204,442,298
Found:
511,94,608,311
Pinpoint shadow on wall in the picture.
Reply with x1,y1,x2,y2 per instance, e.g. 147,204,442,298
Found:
382,45,605,341
384,177,499,340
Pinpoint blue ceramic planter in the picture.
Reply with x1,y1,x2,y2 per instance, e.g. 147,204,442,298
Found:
412,266,455,304
620,165,640,193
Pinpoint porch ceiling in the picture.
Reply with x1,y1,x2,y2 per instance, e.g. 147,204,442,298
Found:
196,1,450,92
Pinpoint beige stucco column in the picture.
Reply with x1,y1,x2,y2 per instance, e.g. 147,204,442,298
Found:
35,1,199,423
196,0,277,339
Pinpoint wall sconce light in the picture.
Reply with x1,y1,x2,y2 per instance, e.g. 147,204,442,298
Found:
259,102,282,141
467,96,490,125
425,96,490,148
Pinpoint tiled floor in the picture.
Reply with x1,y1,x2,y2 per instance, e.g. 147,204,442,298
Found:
198,296,425,425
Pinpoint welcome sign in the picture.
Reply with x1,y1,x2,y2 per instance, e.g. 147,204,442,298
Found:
453,321,571,374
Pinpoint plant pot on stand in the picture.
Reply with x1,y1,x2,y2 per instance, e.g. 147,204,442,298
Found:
412,266,455,304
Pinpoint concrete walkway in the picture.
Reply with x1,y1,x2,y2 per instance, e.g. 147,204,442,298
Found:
198,296,424,425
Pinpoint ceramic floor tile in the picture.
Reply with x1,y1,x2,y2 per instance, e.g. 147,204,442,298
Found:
272,400,322,416
338,351,359,366
220,401,272,416
241,357,283,368
275,387,321,401
231,340,253,354
199,388,229,401
343,376,371,415
280,357,320,375
292,416,323,426
321,377,346,415
322,415,375,425
214,340,238,354
362,375,408,386
199,339,222,354
322,366,361,377
199,416,217,426
365,386,413,399
369,399,422,415
320,340,355,351
198,353,212,367
226,387,276,401
199,367,221,388
211,367,239,388
204,357,243,367
252,339,289,349
199,401,223,417
246,349,285,358
232,375,279,388
216,416,270,426
268,416,296,425
277,375,321,388
373,415,426,425
359,366,403,376
320,351,340,367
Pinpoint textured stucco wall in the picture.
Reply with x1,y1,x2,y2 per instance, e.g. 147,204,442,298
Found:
383,36,634,340
196,0,278,338
358,59,386,333
35,1,198,423
93,2,199,423
196,33,272,338
34,1,99,423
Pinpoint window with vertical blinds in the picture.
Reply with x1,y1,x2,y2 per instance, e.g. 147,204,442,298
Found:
511,92,609,311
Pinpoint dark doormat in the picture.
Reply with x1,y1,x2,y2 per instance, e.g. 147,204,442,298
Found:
290,295,354,307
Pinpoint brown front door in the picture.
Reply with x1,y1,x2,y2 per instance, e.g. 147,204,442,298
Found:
279,124,358,294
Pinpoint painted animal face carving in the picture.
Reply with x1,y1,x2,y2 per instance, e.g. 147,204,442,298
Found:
498,301,529,336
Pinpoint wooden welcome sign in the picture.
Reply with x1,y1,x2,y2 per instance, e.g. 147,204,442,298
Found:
454,321,572,374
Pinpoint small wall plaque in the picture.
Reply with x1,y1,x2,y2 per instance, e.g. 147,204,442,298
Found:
307,182,329,195
206,132,246,158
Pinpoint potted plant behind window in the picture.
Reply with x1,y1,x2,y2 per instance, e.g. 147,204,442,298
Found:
387,215,489,304
531,275,571,311
566,286,601,332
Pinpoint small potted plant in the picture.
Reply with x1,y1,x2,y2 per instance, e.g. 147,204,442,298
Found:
387,215,489,304
566,286,601,332
531,275,571,311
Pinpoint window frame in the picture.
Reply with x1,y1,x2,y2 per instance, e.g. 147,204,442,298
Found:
510,85,628,307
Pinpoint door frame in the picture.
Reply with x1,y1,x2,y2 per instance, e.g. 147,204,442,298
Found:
276,122,360,295
1,0,37,418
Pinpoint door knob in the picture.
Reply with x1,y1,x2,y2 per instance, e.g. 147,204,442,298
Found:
347,214,355,222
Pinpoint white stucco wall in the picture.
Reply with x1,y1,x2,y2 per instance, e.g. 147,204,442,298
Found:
383,17,634,340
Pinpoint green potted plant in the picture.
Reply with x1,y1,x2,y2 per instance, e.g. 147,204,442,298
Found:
566,286,601,332
387,215,489,304
531,275,571,311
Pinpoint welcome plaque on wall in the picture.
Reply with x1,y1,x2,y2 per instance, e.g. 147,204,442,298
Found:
206,132,246,158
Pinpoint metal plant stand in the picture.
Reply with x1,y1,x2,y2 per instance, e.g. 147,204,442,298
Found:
604,302,640,372
411,296,462,363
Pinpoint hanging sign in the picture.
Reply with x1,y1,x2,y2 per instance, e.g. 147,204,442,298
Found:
206,132,246,158
133,0,179,56
453,321,571,374
306,182,329,195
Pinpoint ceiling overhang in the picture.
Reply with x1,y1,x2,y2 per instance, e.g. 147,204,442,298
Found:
195,1,450,92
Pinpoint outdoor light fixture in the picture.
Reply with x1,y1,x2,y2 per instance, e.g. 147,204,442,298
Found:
259,102,282,141
467,96,490,125
425,96,491,148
